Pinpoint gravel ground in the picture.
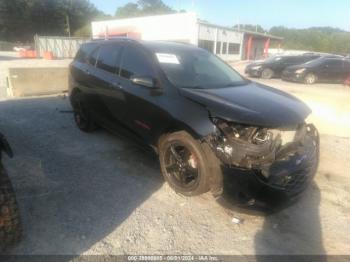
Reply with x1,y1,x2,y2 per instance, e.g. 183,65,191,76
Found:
0,54,349,256
0,95,348,256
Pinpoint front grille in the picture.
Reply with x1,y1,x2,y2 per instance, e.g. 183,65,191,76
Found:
259,124,319,197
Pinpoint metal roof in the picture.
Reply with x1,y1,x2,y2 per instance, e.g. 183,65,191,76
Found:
198,20,284,40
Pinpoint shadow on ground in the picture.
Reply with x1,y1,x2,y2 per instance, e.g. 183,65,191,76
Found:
0,95,327,257
217,168,326,257
0,96,163,256
254,183,326,259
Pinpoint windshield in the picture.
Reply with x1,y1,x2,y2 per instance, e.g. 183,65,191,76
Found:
153,48,246,89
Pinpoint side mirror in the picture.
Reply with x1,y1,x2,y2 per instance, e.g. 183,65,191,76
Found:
130,76,156,88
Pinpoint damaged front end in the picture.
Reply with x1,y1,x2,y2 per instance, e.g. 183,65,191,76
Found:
206,118,319,199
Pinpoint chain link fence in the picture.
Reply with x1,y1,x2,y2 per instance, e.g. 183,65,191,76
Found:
34,35,90,58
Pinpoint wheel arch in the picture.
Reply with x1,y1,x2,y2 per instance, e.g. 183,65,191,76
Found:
69,87,83,107
152,122,203,152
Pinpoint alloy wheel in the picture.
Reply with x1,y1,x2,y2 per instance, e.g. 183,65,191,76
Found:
305,73,316,84
164,142,199,189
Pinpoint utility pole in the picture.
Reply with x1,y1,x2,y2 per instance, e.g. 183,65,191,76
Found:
66,14,71,37
66,0,73,37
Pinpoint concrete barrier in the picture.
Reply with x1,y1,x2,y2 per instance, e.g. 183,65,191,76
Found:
7,67,68,97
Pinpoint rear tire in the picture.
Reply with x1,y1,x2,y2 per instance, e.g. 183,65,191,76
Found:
71,91,97,133
261,68,274,79
0,165,21,251
304,73,317,85
158,131,222,196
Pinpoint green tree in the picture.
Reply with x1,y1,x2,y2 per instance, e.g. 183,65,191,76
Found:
233,24,266,33
115,0,175,18
269,26,350,54
115,3,140,19
0,0,104,42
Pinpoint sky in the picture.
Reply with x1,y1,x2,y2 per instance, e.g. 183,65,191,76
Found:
90,0,350,31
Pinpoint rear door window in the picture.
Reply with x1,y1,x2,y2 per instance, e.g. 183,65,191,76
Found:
344,60,350,70
96,44,122,74
324,59,343,68
75,43,98,63
88,47,100,67
120,46,155,79
283,56,301,65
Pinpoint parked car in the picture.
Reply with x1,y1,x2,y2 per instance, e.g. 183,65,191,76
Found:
245,54,321,79
69,39,319,205
282,57,350,84
0,133,21,251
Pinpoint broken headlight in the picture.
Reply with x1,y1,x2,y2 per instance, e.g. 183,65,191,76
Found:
208,118,303,168
208,118,278,168
211,118,273,145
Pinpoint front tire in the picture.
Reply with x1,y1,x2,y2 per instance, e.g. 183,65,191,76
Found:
0,165,21,251
158,131,222,196
304,73,317,85
71,91,97,133
261,68,274,79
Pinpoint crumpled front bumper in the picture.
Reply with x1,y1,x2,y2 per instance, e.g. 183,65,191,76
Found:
258,125,319,197
282,70,305,83
245,67,263,77
207,124,320,206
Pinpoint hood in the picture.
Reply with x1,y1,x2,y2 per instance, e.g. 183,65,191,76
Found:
246,61,264,68
179,82,311,127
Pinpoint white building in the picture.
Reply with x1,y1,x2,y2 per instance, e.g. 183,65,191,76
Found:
91,13,282,62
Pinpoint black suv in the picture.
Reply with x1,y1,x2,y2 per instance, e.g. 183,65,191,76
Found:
245,55,321,79
282,57,350,84
69,39,319,203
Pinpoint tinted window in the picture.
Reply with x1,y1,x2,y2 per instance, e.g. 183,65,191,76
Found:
75,43,98,63
344,60,350,69
265,56,283,63
324,59,343,67
154,48,245,89
120,47,155,79
96,44,122,74
305,57,327,66
284,56,304,63
88,47,100,66
303,56,319,63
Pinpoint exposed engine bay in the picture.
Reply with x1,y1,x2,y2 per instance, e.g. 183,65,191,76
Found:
206,118,319,195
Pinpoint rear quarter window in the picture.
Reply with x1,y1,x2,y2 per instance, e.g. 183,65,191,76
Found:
75,43,98,64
